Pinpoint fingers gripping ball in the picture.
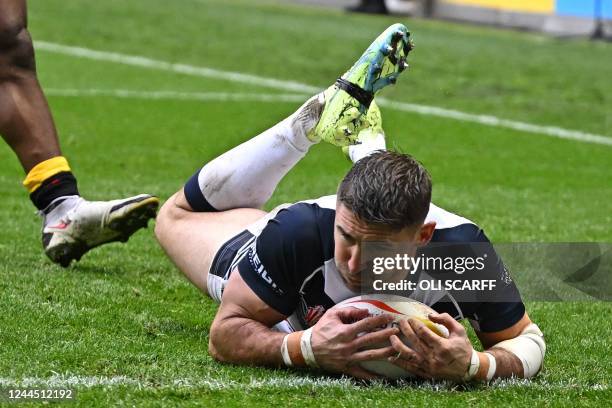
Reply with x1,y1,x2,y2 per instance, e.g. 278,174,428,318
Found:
334,294,449,379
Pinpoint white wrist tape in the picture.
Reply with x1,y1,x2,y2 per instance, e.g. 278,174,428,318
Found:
300,328,318,368
493,323,546,378
281,334,293,367
484,352,497,381
463,348,480,381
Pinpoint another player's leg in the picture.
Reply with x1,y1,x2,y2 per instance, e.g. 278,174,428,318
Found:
0,1,159,267
0,0,60,171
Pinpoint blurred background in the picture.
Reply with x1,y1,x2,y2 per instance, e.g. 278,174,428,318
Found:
299,0,612,39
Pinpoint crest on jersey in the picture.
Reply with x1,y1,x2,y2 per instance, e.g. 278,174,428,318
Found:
304,305,326,327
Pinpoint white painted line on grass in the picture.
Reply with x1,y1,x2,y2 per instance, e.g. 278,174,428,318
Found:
0,375,356,390
36,41,319,94
35,41,612,147
0,374,608,391
378,100,612,147
46,88,309,103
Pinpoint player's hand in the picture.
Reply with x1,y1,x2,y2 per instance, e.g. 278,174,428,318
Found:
388,312,472,382
310,307,399,379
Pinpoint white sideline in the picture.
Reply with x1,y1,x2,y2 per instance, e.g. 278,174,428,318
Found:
35,41,612,147
46,88,309,103
0,375,608,391
36,41,319,94
379,100,612,147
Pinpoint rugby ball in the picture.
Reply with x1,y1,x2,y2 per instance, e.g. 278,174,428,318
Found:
334,294,449,379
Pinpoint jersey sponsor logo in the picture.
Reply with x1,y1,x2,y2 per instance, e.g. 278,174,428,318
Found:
248,247,284,296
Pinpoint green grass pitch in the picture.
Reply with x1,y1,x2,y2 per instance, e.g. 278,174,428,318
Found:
0,0,610,406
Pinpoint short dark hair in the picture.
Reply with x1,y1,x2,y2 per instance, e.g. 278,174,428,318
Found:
337,150,432,230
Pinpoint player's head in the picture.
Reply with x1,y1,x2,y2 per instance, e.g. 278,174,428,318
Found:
334,150,435,290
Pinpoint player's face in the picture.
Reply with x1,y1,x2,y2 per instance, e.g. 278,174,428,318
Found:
334,203,422,292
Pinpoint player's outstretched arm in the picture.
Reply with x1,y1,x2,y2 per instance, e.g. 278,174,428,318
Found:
209,269,399,379
208,270,287,366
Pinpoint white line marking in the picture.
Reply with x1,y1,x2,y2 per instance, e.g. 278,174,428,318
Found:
35,41,319,94
0,374,608,391
35,41,612,147
46,88,308,103
378,100,612,147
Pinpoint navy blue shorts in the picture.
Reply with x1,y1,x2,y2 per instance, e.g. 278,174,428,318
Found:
206,229,255,302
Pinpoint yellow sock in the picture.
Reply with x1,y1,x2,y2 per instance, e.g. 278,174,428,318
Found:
23,156,72,193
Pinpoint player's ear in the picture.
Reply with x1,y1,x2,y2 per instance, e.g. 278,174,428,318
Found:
415,221,436,246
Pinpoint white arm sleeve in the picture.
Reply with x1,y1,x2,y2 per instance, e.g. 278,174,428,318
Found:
492,323,546,378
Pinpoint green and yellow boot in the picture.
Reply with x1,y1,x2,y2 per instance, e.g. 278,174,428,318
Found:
307,23,413,146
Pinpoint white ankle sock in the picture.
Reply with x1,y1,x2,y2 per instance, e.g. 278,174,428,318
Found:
42,195,82,226
347,131,387,163
196,94,323,210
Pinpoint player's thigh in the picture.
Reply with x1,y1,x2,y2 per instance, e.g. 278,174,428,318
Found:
155,191,266,294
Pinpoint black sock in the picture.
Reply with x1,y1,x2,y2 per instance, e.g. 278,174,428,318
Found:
30,171,80,211
183,169,218,212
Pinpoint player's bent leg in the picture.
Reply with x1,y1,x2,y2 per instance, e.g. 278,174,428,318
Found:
155,190,265,295
177,24,413,216
156,24,413,289
183,94,323,212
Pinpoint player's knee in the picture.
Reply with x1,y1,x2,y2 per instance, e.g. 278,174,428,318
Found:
0,19,35,72
154,200,174,244
154,195,186,245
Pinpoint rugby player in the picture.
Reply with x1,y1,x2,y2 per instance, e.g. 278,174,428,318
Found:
0,0,159,266
156,24,546,382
